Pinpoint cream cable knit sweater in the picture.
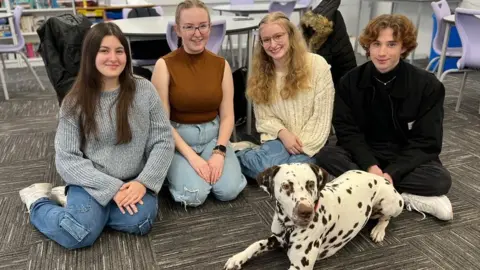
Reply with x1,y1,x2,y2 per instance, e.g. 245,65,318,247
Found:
254,53,335,157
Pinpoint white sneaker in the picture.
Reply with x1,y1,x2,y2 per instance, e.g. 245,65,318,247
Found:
231,141,258,152
51,186,67,207
19,183,52,212
401,193,453,221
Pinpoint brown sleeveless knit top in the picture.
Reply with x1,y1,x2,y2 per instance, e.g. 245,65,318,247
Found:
163,47,225,124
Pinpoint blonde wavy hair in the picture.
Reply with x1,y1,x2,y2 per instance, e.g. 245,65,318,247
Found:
247,12,311,105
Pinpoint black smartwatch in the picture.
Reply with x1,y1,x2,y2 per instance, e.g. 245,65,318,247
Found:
213,144,227,153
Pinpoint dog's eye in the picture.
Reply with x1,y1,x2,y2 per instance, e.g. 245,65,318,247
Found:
281,183,290,190
306,180,315,190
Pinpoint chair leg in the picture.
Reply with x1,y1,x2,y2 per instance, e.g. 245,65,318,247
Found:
18,52,45,90
455,71,468,112
0,54,6,70
439,68,459,82
426,56,439,72
0,55,8,100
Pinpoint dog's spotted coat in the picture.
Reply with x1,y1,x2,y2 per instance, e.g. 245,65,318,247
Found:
224,163,404,270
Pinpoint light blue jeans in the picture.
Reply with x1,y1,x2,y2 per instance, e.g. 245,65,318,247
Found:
167,117,247,207
29,185,158,250
236,139,315,179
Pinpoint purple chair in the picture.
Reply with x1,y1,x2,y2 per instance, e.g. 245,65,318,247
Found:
442,8,480,113
166,20,227,54
268,0,297,18
426,0,463,72
0,6,45,100
122,6,164,19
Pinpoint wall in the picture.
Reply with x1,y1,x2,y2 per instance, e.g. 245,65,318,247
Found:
154,0,461,60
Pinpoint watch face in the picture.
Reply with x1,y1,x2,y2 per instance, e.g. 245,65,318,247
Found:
215,145,227,152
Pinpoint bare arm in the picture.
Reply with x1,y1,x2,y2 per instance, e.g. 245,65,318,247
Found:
151,59,198,163
217,60,235,146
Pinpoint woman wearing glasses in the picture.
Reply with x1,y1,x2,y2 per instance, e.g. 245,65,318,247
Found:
151,0,246,207
234,12,335,179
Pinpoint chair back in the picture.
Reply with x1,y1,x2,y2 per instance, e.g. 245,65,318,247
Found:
122,6,163,19
269,1,297,17
231,0,254,4
166,20,227,54
431,0,452,55
455,8,480,69
9,6,25,49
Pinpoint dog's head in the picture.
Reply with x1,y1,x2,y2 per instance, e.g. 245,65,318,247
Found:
257,163,329,227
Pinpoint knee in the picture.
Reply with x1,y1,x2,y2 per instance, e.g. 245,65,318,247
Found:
59,212,104,249
171,185,210,207
315,145,338,165
214,176,247,202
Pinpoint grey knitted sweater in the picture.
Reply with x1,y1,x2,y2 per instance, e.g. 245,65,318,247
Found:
55,78,174,206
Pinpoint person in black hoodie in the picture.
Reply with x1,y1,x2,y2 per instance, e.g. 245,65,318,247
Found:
316,14,453,221
300,0,357,88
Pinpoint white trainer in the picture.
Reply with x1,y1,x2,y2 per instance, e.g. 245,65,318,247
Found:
231,141,259,152
401,193,453,221
19,183,52,212
51,186,67,207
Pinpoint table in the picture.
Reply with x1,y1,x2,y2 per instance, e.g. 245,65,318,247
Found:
76,4,155,20
212,3,309,17
0,13,12,19
111,15,260,135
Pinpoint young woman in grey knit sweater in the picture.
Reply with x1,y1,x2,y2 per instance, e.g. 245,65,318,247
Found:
18,23,174,249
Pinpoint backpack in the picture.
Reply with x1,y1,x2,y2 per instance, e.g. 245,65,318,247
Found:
233,67,248,126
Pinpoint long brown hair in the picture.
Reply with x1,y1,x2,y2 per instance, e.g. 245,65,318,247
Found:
63,22,135,146
247,12,311,105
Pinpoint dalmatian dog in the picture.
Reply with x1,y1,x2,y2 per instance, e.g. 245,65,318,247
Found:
224,163,404,270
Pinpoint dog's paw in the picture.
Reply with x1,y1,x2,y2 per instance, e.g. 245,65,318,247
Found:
370,224,386,243
224,252,248,270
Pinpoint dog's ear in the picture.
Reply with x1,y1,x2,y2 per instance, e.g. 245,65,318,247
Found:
257,165,281,196
308,163,328,191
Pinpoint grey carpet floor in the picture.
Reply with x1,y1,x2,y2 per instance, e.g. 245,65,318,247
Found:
0,57,479,270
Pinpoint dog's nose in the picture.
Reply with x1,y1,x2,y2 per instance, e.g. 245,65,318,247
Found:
297,203,313,219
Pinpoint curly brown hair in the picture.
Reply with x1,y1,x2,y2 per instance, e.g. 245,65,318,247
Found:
359,14,418,59
247,12,310,105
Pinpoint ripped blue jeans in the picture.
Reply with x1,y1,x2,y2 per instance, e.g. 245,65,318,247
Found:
167,117,247,207
29,185,158,249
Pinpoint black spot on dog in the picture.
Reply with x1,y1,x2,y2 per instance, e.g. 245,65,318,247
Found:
292,232,297,237
328,214,332,221
358,202,362,208
328,236,337,243
322,215,327,225
342,229,354,239
370,191,377,201
295,244,302,249
259,242,265,250
374,179,377,185
309,224,315,229
322,237,327,244
319,250,329,258
356,171,362,174
365,205,372,217
266,236,280,249
300,229,306,234
304,236,308,241
319,192,324,198
399,200,403,207
313,212,319,222
338,230,343,236
333,242,344,248
353,222,359,228
346,178,350,180
394,189,398,194
337,197,341,204
384,178,390,184
284,216,291,223
305,241,313,254
346,188,352,194
314,240,320,248
301,257,309,267
325,223,336,237
368,183,373,188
